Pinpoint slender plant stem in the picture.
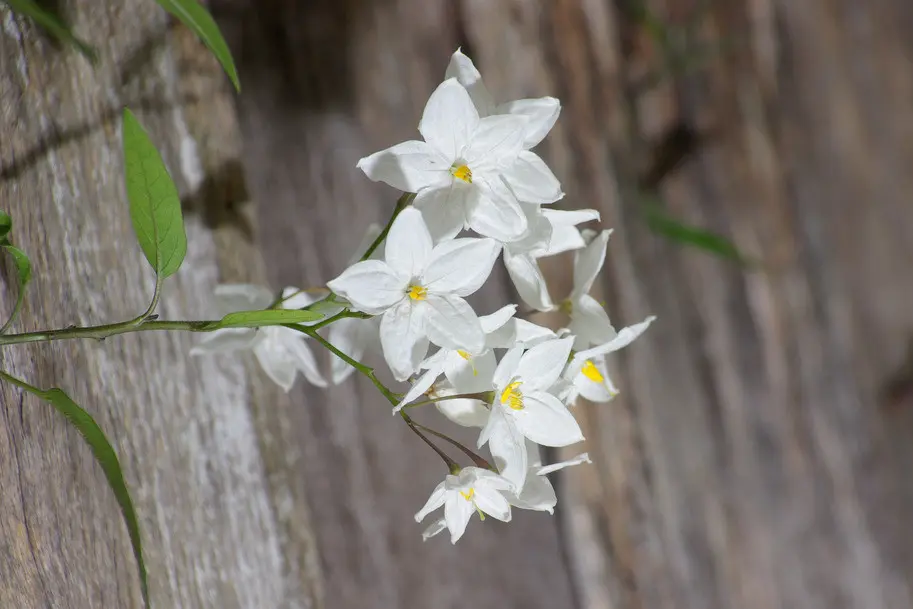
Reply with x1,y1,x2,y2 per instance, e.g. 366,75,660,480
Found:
0,319,227,346
412,421,494,471
0,369,37,393
400,413,460,473
405,391,494,409
359,192,414,261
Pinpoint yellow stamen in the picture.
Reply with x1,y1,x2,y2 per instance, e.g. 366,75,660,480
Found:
500,380,524,410
559,299,573,315
407,284,427,300
460,488,475,501
581,360,604,383
451,164,473,183
457,349,472,360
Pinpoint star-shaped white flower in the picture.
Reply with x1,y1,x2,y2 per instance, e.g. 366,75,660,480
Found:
327,208,500,381
564,316,655,403
190,284,327,391
559,229,616,349
415,466,514,544
478,337,585,488
357,78,532,242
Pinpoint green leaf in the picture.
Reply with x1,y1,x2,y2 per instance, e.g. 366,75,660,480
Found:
0,373,148,607
153,0,240,92
0,243,32,334
644,205,753,265
0,211,11,239
123,108,188,279
218,309,323,329
4,0,97,62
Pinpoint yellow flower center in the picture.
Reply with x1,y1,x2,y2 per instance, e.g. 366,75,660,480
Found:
457,349,479,376
460,488,475,501
559,299,573,315
500,380,524,410
407,284,427,300
581,359,604,383
451,164,473,183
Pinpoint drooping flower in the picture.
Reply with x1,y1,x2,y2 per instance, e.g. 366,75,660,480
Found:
415,466,514,544
326,208,500,381
190,284,327,391
558,229,616,349
564,316,656,403
357,78,532,242
478,337,585,488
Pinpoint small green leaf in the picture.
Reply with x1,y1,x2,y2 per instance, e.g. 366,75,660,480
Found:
0,211,11,238
4,0,97,62
123,108,188,279
154,0,241,91
644,205,753,265
0,243,32,334
0,374,148,607
218,309,323,329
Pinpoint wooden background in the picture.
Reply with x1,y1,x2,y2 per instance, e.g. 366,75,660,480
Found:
1,0,912,607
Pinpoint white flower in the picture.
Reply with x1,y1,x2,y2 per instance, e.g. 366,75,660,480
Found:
326,208,500,381
564,316,656,403
415,466,514,544
357,78,532,242
478,337,585,488
503,207,601,311
559,229,616,350
191,284,327,391
500,440,591,514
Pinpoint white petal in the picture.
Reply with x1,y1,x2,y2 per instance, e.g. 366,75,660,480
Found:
515,337,574,392
327,317,375,384
394,365,443,413
421,518,448,541
444,48,496,116
506,474,557,513
190,328,259,355
415,481,448,522
419,78,479,160
278,330,327,387
492,346,524,391
479,305,517,335
575,315,657,359
572,229,612,300
504,204,552,255
569,294,616,347
504,251,554,312
422,237,501,297
513,319,557,348
543,207,600,228
464,114,527,173
467,178,528,241
536,452,592,476
253,337,299,392
470,467,517,491
436,398,491,428
574,357,617,403
413,183,473,242
280,287,318,310
512,391,584,447
213,284,273,314
326,260,407,315
497,96,561,149
379,301,429,381
422,294,484,353
487,410,528,490
444,349,496,393
473,488,512,522
384,208,433,278
502,151,563,204
540,208,600,256
356,140,451,192
444,491,475,544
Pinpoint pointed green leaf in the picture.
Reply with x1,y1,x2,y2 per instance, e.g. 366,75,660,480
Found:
0,243,32,334
0,373,148,607
644,205,754,265
4,0,97,62
218,309,323,329
154,0,240,91
123,108,187,279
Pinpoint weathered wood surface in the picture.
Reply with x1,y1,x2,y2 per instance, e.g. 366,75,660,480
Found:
0,3,322,607
218,1,913,609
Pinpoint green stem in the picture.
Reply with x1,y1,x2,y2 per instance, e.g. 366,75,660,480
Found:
405,391,494,409
400,413,460,473
411,421,494,471
359,192,415,261
0,318,227,346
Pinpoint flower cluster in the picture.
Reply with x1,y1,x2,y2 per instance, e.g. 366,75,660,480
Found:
193,50,654,544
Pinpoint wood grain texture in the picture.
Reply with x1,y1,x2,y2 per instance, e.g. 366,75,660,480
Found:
0,3,322,607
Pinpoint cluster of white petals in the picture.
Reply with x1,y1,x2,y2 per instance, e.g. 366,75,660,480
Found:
192,49,655,545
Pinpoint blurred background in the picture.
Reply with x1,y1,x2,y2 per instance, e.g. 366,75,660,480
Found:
1,0,912,608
